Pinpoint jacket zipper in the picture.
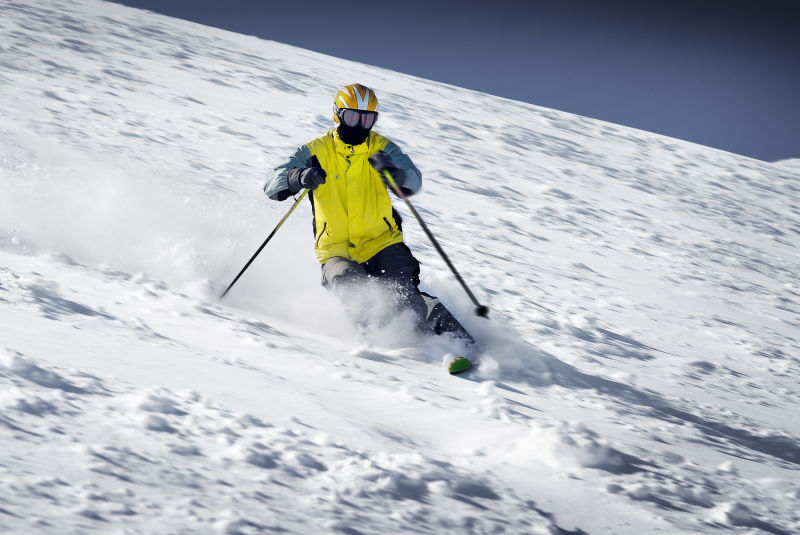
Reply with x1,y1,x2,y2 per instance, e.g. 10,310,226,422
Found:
315,222,329,247
382,217,393,232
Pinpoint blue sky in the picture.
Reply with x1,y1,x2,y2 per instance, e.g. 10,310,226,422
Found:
109,0,799,162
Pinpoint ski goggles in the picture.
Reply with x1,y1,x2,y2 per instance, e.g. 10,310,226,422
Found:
335,106,378,129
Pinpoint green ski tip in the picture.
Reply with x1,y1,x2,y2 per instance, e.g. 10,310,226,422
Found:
448,356,472,375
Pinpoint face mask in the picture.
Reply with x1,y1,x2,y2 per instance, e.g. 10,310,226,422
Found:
337,123,371,146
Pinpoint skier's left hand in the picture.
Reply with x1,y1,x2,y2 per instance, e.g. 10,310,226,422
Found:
369,151,406,186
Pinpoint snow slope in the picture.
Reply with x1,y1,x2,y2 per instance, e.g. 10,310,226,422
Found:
2,0,799,533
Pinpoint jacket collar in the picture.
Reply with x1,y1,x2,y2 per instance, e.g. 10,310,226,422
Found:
330,128,373,155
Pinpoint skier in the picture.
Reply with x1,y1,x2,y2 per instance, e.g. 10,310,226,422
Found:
264,83,472,343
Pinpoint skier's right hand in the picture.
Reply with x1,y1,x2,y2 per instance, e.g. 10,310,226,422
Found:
287,165,326,192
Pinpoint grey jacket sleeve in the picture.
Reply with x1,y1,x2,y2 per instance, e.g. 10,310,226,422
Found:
264,144,313,201
383,141,422,196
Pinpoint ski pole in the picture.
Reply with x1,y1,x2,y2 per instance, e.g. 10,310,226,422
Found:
379,169,489,318
219,189,308,300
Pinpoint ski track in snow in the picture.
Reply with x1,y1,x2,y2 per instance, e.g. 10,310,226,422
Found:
2,1,800,534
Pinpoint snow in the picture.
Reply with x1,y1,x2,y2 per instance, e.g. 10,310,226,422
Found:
1,0,799,533
774,158,800,174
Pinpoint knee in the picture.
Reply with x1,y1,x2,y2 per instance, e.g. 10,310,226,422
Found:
321,257,367,290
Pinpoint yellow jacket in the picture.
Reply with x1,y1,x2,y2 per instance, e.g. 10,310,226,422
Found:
264,129,422,264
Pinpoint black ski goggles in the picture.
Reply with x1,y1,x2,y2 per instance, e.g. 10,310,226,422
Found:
334,106,378,129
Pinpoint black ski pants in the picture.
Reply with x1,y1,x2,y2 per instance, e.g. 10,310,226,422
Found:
321,243,428,328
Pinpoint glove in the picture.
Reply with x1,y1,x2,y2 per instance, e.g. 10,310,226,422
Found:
369,151,406,186
287,165,326,193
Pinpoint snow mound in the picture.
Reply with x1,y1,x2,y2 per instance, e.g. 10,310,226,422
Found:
0,348,99,394
508,420,643,473
772,158,800,174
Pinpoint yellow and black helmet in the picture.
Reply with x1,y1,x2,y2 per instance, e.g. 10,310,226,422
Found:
332,83,379,125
